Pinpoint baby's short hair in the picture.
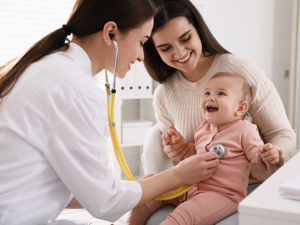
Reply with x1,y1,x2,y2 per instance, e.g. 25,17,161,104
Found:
210,72,253,111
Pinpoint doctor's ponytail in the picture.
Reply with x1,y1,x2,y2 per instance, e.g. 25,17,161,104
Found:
0,0,157,102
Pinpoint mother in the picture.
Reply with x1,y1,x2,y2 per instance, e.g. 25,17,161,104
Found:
143,0,296,185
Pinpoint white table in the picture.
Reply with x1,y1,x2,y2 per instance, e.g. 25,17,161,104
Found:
239,151,300,225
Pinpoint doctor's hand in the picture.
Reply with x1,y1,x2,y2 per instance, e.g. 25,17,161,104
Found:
250,144,284,180
174,152,219,185
162,125,190,163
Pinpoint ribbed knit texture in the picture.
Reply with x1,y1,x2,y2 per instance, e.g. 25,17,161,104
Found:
154,53,296,160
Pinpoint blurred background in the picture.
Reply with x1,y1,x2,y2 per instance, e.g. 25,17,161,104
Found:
0,0,300,224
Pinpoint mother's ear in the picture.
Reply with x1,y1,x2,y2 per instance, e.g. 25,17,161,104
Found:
235,101,249,117
103,21,118,46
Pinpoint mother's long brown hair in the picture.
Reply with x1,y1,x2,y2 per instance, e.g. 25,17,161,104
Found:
143,0,230,83
0,0,157,101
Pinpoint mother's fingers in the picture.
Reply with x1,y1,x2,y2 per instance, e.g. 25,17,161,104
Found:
250,152,264,179
164,140,188,155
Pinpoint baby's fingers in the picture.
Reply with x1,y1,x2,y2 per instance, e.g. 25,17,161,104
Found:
162,132,171,142
258,145,264,154
263,143,274,151
167,128,179,137
261,149,276,158
171,135,185,144
262,151,279,164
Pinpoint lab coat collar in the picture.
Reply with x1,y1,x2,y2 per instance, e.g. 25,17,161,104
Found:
67,42,93,79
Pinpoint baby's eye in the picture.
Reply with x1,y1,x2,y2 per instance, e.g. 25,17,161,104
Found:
204,91,210,96
218,92,225,96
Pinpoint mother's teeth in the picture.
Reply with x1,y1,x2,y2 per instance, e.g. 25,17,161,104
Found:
178,52,191,63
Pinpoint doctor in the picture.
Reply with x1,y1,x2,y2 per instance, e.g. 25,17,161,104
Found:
0,0,220,224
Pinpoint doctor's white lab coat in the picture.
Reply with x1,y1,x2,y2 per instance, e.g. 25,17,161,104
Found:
0,43,142,225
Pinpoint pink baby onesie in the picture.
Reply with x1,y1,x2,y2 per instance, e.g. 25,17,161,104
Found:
145,120,263,225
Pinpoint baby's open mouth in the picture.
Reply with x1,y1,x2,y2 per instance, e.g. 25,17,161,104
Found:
206,105,219,112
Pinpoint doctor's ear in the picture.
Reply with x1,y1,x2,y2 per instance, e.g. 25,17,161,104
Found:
235,101,249,117
103,21,118,46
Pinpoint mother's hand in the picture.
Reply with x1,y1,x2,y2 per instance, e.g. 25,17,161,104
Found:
175,152,219,185
250,146,283,180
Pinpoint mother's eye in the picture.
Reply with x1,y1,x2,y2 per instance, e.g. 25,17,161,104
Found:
161,46,171,52
181,35,191,43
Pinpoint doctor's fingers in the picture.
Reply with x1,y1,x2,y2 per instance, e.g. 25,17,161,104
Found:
200,152,219,161
204,167,218,178
202,173,215,182
192,164,217,182
205,158,219,169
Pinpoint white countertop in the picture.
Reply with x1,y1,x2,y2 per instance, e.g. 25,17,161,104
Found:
239,151,300,225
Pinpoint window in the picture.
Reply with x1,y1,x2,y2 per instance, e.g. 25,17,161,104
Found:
295,3,300,151
0,0,76,65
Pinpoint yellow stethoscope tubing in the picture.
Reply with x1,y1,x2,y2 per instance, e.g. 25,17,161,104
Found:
105,38,194,201
105,86,195,200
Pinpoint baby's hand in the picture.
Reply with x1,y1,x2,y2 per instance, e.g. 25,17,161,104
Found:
258,143,282,165
161,125,183,145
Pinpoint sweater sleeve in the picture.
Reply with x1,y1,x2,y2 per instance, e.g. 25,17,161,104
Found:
234,58,296,162
153,85,173,133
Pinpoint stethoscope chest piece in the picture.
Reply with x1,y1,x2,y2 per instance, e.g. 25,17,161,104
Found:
209,144,226,159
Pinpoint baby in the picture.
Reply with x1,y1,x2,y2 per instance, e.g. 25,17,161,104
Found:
127,72,280,225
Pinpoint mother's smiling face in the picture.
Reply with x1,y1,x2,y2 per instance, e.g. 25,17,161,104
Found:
151,16,203,74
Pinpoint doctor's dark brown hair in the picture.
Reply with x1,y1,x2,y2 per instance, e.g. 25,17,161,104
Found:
0,0,157,101
143,0,230,83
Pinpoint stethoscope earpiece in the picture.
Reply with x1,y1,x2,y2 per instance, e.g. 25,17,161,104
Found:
109,34,115,40
106,33,118,91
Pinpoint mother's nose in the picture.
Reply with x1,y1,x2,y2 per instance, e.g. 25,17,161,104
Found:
173,44,186,59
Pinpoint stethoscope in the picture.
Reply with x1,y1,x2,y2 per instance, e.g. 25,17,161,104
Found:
105,34,226,200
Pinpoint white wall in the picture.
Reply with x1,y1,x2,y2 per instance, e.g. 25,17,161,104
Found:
194,0,294,115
